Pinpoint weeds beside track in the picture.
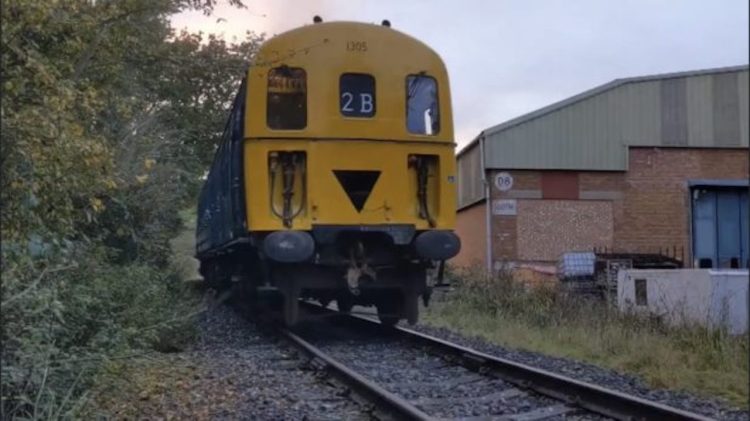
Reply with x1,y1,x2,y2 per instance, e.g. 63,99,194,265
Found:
421,269,749,408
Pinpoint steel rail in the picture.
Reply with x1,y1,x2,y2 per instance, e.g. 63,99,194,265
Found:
279,327,431,420
332,309,716,421
392,324,714,421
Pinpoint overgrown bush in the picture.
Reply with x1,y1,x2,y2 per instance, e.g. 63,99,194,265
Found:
447,266,597,326
1,246,199,418
1,1,262,418
448,265,750,339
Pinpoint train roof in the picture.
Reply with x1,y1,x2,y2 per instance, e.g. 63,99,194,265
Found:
252,21,445,71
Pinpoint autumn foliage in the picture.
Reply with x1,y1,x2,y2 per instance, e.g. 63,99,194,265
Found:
1,0,261,416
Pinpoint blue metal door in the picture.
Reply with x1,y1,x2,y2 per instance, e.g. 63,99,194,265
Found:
692,188,749,269
693,189,717,268
741,190,749,268
717,191,741,268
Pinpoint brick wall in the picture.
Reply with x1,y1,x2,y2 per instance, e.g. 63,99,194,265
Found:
517,200,613,261
452,200,486,268
579,172,626,192
541,172,579,199
617,147,749,264
492,211,517,262
457,147,747,268
489,171,536,262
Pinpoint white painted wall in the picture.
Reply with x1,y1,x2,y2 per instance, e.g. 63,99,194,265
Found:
617,269,749,334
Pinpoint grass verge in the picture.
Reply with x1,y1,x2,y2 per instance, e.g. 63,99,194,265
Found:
171,208,200,281
422,268,749,408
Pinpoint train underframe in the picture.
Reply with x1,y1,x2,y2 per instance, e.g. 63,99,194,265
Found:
199,227,457,326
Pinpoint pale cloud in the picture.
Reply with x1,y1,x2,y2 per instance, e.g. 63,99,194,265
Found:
170,1,357,39
171,0,749,148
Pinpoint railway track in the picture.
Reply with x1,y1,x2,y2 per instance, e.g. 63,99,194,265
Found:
280,303,715,421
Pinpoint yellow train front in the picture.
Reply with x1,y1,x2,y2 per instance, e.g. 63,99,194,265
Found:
196,19,460,325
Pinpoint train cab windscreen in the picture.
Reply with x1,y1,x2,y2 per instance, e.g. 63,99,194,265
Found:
406,75,439,135
267,67,307,130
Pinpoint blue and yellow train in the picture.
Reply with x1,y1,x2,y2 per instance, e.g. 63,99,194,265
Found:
196,18,460,325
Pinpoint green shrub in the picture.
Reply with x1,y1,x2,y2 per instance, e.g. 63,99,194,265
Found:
1,2,263,418
1,246,199,418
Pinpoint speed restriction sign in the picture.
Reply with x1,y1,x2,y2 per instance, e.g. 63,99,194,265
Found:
494,172,513,191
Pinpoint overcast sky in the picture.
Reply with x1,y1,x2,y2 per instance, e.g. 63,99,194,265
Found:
171,0,749,148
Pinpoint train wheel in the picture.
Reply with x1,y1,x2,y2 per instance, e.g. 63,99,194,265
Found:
336,294,354,314
282,285,300,326
255,289,282,326
230,278,255,317
405,292,419,325
376,299,401,327
202,260,230,291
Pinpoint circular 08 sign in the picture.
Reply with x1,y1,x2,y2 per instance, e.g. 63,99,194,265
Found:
494,172,513,191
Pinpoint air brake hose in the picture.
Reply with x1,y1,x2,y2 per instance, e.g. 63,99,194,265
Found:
282,157,295,227
269,152,306,228
417,158,436,227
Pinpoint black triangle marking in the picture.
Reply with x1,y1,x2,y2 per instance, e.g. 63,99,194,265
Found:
333,170,381,212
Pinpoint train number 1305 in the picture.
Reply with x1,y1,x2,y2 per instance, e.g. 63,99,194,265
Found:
346,41,367,52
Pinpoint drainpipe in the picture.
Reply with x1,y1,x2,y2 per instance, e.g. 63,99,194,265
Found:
478,133,492,275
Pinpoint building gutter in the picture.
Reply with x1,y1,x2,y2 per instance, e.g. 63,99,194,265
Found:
479,132,492,274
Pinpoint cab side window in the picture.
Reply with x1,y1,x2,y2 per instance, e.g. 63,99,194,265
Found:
406,75,439,135
267,66,307,130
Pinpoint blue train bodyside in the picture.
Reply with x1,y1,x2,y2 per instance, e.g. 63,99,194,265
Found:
196,80,248,257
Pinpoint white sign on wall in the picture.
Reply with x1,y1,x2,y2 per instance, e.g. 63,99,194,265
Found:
494,172,513,191
492,199,517,216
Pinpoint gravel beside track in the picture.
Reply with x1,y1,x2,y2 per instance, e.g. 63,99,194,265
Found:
410,322,748,421
102,296,369,420
189,303,368,420
293,318,607,420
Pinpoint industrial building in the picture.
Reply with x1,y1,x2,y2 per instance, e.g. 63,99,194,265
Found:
454,65,749,274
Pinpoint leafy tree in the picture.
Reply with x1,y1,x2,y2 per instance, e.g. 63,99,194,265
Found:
1,0,263,416
2,0,261,247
